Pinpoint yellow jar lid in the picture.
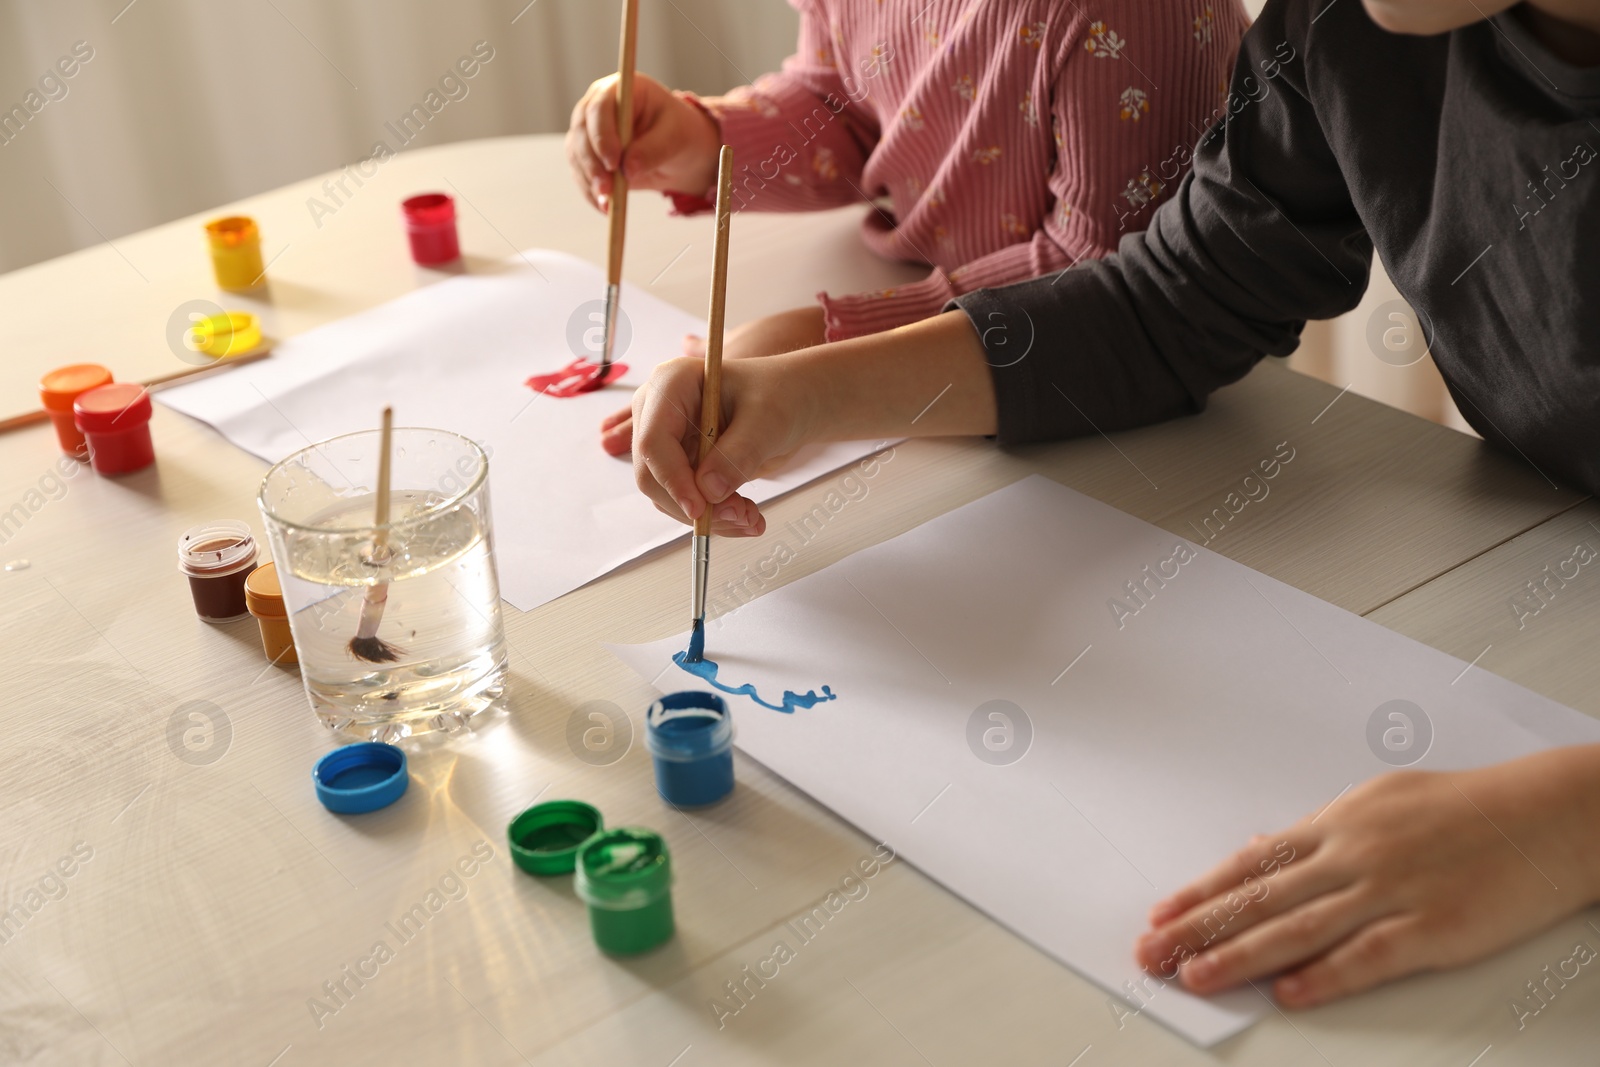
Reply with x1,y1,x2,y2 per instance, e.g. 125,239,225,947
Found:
189,311,263,358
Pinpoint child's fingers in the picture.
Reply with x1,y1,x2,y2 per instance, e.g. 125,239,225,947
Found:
599,410,633,456
709,494,766,537
564,132,604,211
632,358,711,522
600,421,632,456
1176,886,1383,996
568,160,604,211
636,435,702,522
624,118,684,187
1136,857,1351,972
585,79,623,173
643,494,762,537
1148,831,1317,926
1272,914,1432,1008
681,334,705,358
693,416,782,507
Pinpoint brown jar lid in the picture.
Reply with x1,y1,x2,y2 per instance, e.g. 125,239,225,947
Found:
178,520,257,577
245,562,287,617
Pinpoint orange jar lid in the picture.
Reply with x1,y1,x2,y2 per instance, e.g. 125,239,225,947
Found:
40,363,113,413
245,562,287,617
206,216,259,248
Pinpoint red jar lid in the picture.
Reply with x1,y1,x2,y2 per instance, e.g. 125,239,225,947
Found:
402,193,455,227
74,382,152,433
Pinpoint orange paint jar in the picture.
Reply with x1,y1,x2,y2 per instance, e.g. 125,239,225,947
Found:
245,562,297,666
205,216,266,292
39,363,113,458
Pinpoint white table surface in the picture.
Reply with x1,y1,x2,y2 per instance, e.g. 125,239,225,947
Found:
1,135,1594,1066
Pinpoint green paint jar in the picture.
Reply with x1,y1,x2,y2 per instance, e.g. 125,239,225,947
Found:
574,827,675,955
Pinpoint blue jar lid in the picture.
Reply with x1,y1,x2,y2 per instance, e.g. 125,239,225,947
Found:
313,742,409,814
646,691,733,762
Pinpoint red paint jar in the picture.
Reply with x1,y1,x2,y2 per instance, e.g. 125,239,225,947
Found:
401,193,460,265
39,363,114,459
74,383,154,475
178,520,259,623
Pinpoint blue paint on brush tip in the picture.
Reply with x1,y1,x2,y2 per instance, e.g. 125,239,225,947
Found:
671,651,836,714
686,622,705,663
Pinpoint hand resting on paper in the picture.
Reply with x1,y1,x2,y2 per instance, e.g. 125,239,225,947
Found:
601,307,828,457
628,310,997,536
1135,744,1600,1009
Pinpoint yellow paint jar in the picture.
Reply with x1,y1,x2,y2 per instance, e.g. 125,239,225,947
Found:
205,216,266,292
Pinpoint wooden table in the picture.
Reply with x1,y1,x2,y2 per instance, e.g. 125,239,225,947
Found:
2,135,1594,1066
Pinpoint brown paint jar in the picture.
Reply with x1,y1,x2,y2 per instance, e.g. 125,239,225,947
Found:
177,520,258,623
245,563,297,665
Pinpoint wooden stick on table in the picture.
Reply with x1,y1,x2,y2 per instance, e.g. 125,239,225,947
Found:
0,348,274,435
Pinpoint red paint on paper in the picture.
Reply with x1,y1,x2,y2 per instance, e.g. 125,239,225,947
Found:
524,359,629,398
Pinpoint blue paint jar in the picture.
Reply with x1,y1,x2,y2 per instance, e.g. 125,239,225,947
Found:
646,691,734,807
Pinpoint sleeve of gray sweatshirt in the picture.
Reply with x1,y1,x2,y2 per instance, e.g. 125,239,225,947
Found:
952,0,1374,445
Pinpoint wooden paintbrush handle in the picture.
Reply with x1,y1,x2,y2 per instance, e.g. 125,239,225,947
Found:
694,146,736,537
374,406,394,553
142,347,273,388
0,409,50,433
606,174,630,287
606,0,639,288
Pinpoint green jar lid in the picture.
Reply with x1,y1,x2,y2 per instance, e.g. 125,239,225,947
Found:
575,827,675,955
508,800,603,876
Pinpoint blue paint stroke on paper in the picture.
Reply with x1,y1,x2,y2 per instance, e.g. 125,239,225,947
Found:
671,651,836,714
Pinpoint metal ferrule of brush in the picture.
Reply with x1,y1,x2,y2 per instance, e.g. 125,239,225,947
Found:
691,534,710,621
600,282,621,367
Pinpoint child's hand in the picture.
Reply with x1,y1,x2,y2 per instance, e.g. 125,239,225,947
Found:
1134,746,1600,1009
628,353,820,537
566,72,720,209
601,307,827,457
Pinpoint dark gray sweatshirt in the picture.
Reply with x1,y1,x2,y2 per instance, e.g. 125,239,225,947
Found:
955,0,1599,495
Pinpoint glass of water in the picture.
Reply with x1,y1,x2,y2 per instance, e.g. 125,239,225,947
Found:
258,427,509,743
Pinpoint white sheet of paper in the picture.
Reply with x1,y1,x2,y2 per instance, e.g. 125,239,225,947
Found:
156,250,894,611
609,475,1600,1046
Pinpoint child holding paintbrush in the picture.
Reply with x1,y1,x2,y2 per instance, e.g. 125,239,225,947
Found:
626,0,1600,1011
568,0,1250,455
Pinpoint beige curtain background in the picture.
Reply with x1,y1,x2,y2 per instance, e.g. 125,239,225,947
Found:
0,0,1462,430
0,0,799,272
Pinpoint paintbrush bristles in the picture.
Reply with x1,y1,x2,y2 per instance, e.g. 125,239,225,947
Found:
350,406,404,664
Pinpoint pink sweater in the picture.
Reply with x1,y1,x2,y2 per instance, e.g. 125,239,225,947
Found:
671,0,1249,341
